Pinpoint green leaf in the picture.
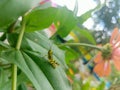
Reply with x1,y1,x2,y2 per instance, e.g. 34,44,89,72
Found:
55,7,77,37
7,31,67,68
77,3,101,24
4,31,71,90
0,0,40,28
0,41,10,51
0,68,8,88
0,72,29,90
17,73,29,86
1,49,54,90
17,83,27,90
0,80,11,90
62,47,79,64
7,33,19,47
25,6,77,36
25,7,58,32
25,50,71,90
0,68,12,90
74,27,96,44
73,0,78,16
77,10,93,24
21,31,67,68
1,48,71,90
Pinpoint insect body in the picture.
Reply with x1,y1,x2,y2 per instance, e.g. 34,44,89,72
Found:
48,49,59,68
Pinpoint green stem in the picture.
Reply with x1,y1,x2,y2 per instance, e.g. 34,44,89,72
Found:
16,18,26,50
11,65,17,90
59,43,102,51
11,16,26,90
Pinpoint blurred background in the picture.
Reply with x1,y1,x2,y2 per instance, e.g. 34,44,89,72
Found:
45,0,120,90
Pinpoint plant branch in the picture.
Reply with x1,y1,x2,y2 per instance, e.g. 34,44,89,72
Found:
59,43,102,51
11,16,26,90
16,18,26,50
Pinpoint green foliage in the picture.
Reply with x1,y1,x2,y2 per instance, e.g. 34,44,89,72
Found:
0,0,110,90
17,83,27,90
78,9,93,25
74,27,96,44
81,81,91,90
72,82,81,90
97,81,106,90
1,73,29,90
0,3,79,89
0,31,70,90
0,0,40,28
0,68,7,88
55,7,77,37
73,0,78,16
64,47,79,64
24,6,77,37
25,7,58,32
77,2,101,25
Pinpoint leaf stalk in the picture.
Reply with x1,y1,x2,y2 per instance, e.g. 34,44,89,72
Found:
59,43,102,51
11,16,26,90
